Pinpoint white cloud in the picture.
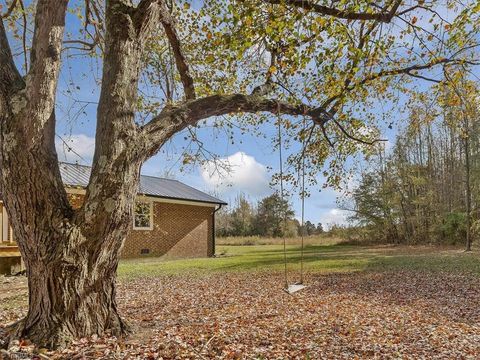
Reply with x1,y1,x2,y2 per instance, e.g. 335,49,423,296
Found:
200,151,270,197
56,134,95,163
318,208,350,229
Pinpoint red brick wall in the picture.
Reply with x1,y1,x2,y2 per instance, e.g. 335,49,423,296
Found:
67,193,215,259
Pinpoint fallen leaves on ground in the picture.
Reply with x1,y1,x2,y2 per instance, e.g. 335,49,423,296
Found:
1,270,480,359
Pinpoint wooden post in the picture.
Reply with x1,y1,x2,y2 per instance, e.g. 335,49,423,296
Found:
0,203,3,243
2,205,8,244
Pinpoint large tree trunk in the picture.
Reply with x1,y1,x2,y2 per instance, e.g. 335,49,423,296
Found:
9,231,128,348
0,0,159,349
0,148,141,348
0,97,143,347
0,121,138,348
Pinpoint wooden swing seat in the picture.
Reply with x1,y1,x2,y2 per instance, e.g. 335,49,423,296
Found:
284,283,307,294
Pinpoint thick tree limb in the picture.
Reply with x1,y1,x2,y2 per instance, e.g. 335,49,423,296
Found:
0,19,23,96
80,0,149,236
141,93,331,156
265,0,402,22
24,0,69,143
141,54,477,157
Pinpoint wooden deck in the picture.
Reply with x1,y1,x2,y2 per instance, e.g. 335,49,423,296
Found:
0,244,20,256
0,245,22,275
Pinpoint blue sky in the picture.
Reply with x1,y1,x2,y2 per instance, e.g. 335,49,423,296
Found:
42,2,478,229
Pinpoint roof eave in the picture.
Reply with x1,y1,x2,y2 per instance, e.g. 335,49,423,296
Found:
64,185,228,206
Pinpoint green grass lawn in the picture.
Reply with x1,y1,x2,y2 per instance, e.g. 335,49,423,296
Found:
118,243,480,279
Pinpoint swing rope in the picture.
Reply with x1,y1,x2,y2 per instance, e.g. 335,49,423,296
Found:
278,115,307,291
278,118,288,288
300,116,306,284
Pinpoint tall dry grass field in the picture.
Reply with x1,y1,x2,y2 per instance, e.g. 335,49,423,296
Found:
216,235,342,246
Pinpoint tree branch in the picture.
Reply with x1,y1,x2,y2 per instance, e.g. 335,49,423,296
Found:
0,18,24,96
135,0,196,100
320,122,334,148
332,119,387,146
157,0,196,100
18,0,27,72
356,57,479,87
323,57,473,112
265,0,402,22
1,0,18,18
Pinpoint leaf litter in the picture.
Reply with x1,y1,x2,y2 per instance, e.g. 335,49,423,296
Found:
1,270,480,359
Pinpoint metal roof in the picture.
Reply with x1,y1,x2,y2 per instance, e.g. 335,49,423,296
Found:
59,162,227,205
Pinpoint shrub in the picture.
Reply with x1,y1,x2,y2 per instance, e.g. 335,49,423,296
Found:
438,212,467,245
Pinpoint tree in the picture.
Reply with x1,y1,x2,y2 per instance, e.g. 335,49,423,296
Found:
214,205,232,237
316,223,324,234
0,0,478,348
303,220,316,236
254,193,295,237
229,195,255,236
350,85,480,245
440,74,479,251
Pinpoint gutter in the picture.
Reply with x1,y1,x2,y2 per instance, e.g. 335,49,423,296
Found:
212,204,223,257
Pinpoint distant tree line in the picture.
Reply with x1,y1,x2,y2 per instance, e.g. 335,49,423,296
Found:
216,193,323,238
348,80,479,249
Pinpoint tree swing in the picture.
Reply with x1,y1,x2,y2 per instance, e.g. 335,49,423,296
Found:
277,117,307,294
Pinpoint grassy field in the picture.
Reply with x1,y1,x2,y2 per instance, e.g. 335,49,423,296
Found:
118,242,480,279
215,234,341,246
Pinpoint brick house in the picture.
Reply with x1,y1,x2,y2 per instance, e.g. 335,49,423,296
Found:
0,162,226,259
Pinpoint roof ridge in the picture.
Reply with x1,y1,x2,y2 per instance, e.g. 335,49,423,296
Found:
139,173,180,182
59,161,92,168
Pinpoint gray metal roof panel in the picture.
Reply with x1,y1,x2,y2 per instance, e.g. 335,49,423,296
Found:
58,162,226,205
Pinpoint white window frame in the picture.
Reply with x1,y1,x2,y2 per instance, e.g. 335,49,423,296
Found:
133,199,154,230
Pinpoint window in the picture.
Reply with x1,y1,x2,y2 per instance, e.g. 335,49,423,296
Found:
133,200,153,230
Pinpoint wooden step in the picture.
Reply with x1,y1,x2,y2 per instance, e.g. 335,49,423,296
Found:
0,245,19,254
